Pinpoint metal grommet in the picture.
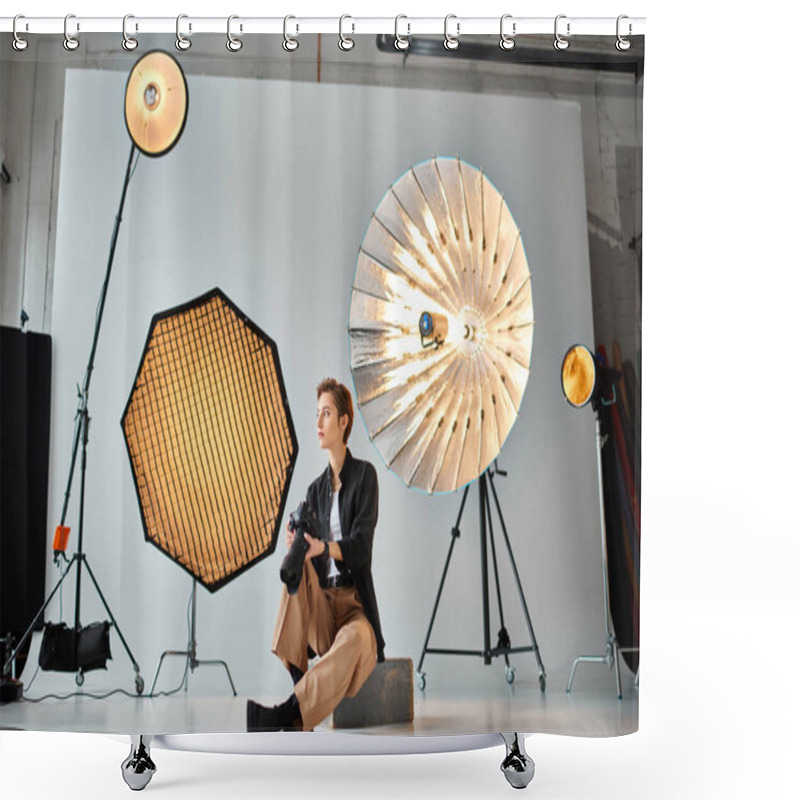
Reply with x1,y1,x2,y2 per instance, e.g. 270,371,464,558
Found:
283,15,299,52
499,14,516,51
63,14,79,51
176,14,192,51
122,15,139,51
394,15,410,51
339,14,355,51
443,14,459,51
227,15,243,52
616,14,631,51
12,15,28,52
554,14,570,51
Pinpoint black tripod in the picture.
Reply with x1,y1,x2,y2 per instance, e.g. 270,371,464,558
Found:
2,144,143,693
416,464,547,692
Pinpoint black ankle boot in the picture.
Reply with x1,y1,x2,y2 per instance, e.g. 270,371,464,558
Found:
279,693,303,730
247,694,302,732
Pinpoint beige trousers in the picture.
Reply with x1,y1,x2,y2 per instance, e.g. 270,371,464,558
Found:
271,560,377,731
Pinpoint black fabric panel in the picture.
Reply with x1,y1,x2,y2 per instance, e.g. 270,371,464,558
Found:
0,326,52,636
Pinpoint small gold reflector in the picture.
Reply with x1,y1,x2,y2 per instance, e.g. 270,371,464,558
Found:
122,289,297,592
561,344,596,408
125,50,188,157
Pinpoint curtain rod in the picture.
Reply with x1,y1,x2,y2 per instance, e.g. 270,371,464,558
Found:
1,15,646,38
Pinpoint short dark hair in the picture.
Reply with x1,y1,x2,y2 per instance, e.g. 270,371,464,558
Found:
316,378,354,445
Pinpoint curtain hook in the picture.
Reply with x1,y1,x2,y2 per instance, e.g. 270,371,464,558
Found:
444,14,460,51
122,15,139,51
500,14,516,51
176,14,192,51
227,15,243,52
616,15,632,51
339,14,355,51
394,15,410,51
12,15,28,52
283,15,299,52
554,14,570,50
63,14,80,51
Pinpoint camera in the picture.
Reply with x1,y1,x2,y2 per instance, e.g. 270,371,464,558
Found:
279,499,319,595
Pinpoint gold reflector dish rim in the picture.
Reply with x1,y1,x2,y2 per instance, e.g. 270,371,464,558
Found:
124,50,188,157
561,344,596,408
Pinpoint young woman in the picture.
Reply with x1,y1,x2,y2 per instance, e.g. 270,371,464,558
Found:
247,378,385,732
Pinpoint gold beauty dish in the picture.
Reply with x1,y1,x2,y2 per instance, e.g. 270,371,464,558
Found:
124,50,188,157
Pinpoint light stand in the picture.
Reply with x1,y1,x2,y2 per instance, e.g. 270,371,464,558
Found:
561,343,639,699
149,579,237,697
416,464,547,692
2,144,144,692
565,414,624,698
2,51,189,694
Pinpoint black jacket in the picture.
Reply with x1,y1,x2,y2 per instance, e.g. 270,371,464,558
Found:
305,448,385,662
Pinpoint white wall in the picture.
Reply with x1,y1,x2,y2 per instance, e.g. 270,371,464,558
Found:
1,38,641,363
40,67,600,711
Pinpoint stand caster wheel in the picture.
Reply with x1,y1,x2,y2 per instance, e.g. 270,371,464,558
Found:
416,671,426,691
135,674,144,695
539,674,546,692
500,733,535,790
122,735,156,791
75,670,84,687
505,665,515,685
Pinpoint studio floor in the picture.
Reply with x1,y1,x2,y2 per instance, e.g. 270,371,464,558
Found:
1,662,637,739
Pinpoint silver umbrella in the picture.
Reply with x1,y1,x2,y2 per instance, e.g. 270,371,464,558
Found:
349,157,534,494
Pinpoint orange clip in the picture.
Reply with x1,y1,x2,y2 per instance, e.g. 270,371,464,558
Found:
53,525,71,553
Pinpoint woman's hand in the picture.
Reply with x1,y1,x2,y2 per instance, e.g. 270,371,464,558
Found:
304,535,326,562
285,521,294,550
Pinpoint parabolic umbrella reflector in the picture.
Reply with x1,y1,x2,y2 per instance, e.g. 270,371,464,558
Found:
349,157,534,494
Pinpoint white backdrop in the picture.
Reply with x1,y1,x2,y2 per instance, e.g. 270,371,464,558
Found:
38,67,601,703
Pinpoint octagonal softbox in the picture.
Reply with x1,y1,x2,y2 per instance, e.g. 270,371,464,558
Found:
121,288,297,592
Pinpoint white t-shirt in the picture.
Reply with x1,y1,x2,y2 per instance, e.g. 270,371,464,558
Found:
327,490,343,579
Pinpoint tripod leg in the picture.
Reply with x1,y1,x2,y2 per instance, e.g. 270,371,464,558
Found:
485,485,511,668
487,470,547,687
613,640,623,700
479,477,491,665
416,528,458,678
149,650,190,696
2,556,77,676
566,655,586,693
81,557,143,693
416,485,470,682
196,659,238,696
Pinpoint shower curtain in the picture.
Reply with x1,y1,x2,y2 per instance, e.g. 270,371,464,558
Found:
0,20,643,743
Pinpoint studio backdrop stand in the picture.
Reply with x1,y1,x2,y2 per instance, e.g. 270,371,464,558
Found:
2,144,144,694
149,579,237,697
416,464,547,692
